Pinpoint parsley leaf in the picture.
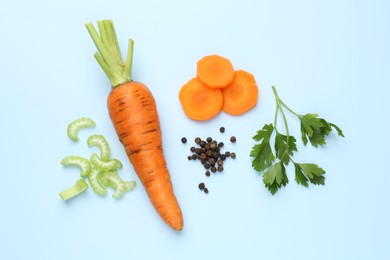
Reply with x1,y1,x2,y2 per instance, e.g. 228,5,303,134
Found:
274,133,297,165
294,163,326,185
263,161,288,194
300,114,344,147
250,124,275,172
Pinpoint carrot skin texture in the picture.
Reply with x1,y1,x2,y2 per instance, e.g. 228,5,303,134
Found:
107,81,183,231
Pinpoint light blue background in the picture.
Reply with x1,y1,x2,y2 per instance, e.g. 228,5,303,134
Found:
0,0,389,259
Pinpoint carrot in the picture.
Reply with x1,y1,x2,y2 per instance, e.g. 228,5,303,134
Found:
179,77,223,121
197,54,235,88
221,70,259,116
85,20,183,231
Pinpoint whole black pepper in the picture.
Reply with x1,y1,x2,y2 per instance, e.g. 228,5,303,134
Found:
230,152,236,159
181,137,187,143
205,171,210,177
220,127,225,133
204,188,209,194
206,137,212,142
198,183,205,190
195,137,201,144
230,136,236,143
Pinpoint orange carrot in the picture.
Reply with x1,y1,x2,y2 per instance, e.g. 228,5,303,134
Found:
179,77,223,121
86,20,183,231
221,70,259,116
197,54,235,88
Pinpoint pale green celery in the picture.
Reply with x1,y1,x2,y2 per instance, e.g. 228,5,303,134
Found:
88,168,107,195
67,117,96,141
90,153,122,171
87,134,111,161
125,181,136,192
61,155,91,177
85,20,134,89
100,171,136,199
59,179,89,201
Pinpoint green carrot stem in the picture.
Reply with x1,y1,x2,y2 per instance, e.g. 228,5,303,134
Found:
85,20,134,88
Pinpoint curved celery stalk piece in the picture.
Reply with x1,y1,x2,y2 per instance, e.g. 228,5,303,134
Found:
87,134,111,161
59,179,89,201
88,168,107,195
100,171,135,199
61,155,91,177
67,117,96,141
125,180,136,192
90,153,122,171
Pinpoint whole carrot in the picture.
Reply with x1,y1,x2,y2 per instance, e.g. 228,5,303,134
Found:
85,20,183,231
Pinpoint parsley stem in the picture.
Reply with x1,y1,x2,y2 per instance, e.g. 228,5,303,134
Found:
272,86,290,137
271,86,300,118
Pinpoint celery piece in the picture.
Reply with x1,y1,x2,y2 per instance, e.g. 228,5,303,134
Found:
90,153,122,171
125,181,136,192
67,117,96,141
100,171,136,199
59,179,89,201
61,155,91,178
88,168,107,195
87,134,111,161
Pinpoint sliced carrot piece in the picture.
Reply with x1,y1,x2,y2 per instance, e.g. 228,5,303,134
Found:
197,54,235,88
221,70,259,116
179,78,223,121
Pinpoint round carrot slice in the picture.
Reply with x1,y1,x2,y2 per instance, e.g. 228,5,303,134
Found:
222,70,259,116
196,54,235,88
179,78,223,121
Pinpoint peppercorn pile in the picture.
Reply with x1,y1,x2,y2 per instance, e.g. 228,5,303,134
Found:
181,127,237,194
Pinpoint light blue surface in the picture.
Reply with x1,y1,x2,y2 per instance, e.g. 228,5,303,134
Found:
1,0,389,259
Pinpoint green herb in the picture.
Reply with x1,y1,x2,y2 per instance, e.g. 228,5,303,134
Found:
250,86,344,194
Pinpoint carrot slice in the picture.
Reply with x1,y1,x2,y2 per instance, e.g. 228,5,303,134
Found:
221,70,259,116
196,55,235,88
179,78,223,121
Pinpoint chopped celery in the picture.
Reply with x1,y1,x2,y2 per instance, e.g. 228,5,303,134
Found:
100,170,136,199
88,168,107,195
59,179,89,201
125,181,136,191
90,153,122,171
61,155,91,177
67,117,96,141
87,134,111,161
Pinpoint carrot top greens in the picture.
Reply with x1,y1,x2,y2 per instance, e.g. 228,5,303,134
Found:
250,86,344,194
85,20,134,88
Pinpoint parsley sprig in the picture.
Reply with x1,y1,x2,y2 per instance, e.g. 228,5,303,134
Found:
250,86,344,194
